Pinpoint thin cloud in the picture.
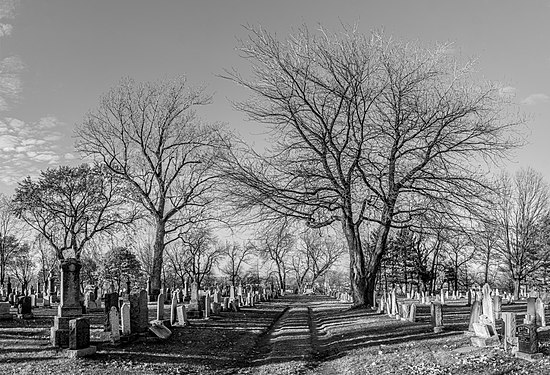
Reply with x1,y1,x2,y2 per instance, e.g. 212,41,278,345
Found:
521,93,550,106
0,23,12,37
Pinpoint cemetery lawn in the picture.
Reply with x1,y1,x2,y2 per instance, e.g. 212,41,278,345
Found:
2,296,550,374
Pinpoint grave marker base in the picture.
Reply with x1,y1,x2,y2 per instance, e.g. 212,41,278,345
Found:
515,351,543,362
471,336,500,347
64,345,97,358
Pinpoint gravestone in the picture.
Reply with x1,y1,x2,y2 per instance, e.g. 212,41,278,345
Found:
0,301,12,320
170,293,178,325
189,282,200,311
129,291,148,334
176,305,187,326
223,297,230,311
103,292,119,331
468,301,481,332
204,295,211,319
517,324,538,354
502,312,517,352
17,296,33,319
408,304,417,322
467,290,472,306
110,306,120,342
493,295,502,320
482,283,494,324
401,303,410,321
58,258,83,318
390,290,398,316
149,321,172,339
431,302,444,333
51,316,70,347
121,302,131,336
535,297,545,327
526,297,536,320
69,317,90,349
156,293,164,320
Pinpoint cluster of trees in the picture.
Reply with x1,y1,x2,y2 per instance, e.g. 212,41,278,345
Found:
0,25,534,309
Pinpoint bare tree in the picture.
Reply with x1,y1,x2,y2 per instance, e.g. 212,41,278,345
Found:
11,242,33,293
293,229,346,292
220,26,519,307
494,168,550,299
249,219,294,291
0,193,22,287
76,77,227,299
219,241,254,286
177,226,221,289
13,164,136,261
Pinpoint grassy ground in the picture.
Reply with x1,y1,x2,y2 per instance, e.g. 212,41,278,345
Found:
1,296,550,374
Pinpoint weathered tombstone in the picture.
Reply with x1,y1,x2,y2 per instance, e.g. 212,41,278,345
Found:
526,297,536,321
176,305,187,326
103,292,119,331
440,289,445,305
204,295,211,319
66,317,96,358
493,295,502,320
468,301,481,332
69,317,90,349
229,285,235,301
408,303,417,322
170,293,178,325
110,306,120,342
390,290,398,316
467,290,472,306
58,258,83,318
482,283,494,324
121,302,131,336
189,282,200,311
51,316,70,347
430,302,443,333
473,322,491,338
0,301,13,320
137,290,149,333
516,324,539,359
223,296,230,311
401,303,410,321
535,297,545,327
17,296,33,319
149,321,172,339
502,312,517,352
156,293,165,321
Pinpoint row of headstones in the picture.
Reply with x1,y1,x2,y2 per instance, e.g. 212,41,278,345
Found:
468,284,548,358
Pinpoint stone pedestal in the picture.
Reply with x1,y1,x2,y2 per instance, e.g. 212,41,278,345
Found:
58,259,83,318
51,316,70,348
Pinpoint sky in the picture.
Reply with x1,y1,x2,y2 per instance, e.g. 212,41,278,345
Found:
0,0,549,194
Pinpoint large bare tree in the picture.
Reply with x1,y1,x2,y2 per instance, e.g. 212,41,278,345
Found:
76,77,226,299
494,168,550,299
220,26,519,307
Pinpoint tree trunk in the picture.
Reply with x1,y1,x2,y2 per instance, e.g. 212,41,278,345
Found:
342,219,367,308
150,219,166,301
513,278,520,300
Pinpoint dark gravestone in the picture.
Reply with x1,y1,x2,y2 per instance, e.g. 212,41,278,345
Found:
59,258,83,317
129,290,148,334
69,318,90,349
51,316,70,348
103,292,119,331
17,296,33,318
517,324,538,354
